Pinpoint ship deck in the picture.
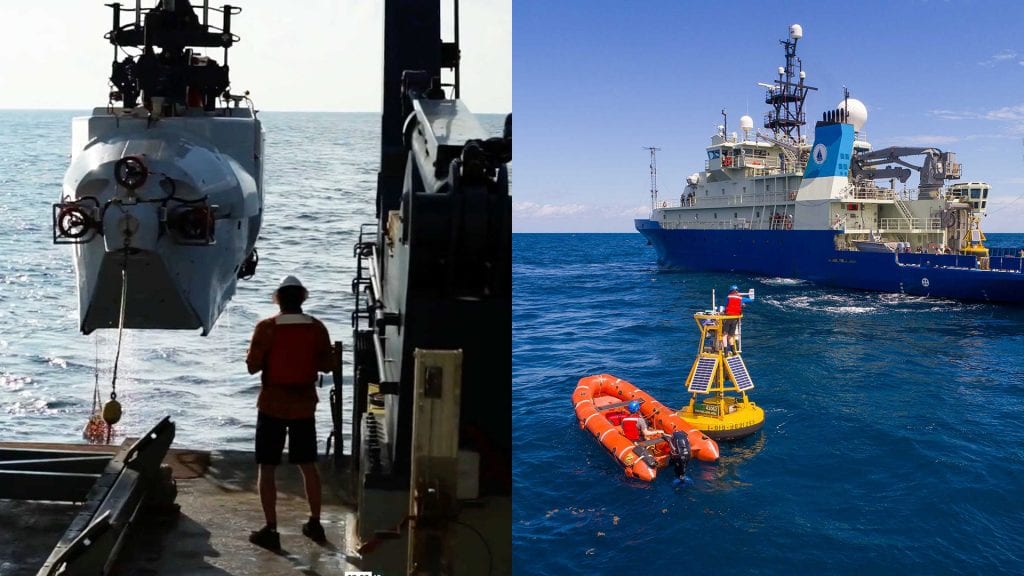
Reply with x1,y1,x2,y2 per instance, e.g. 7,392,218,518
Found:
1,442,359,575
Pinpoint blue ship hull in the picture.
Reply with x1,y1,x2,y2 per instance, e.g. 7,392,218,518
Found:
635,220,1024,303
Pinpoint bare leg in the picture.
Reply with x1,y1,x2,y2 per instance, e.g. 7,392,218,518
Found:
299,463,322,519
257,464,278,526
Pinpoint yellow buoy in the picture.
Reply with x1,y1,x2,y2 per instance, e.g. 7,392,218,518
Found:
676,291,765,441
102,399,123,426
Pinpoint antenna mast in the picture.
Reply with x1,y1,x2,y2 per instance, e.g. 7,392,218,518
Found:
644,146,662,211
763,24,817,144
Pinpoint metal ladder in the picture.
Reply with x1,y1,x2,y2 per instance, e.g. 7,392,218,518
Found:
893,195,915,227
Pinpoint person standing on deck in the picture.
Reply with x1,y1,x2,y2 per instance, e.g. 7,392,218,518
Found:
245,275,335,551
722,285,752,354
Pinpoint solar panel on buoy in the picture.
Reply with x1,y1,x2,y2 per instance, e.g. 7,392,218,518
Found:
726,355,755,391
687,356,719,393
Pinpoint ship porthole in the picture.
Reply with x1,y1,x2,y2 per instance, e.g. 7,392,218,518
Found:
921,278,930,288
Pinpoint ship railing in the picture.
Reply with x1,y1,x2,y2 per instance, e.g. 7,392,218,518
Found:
662,218,793,231
736,156,781,170
680,191,796,208
351,223,380,329
705,157,783,171
690,218,757,230
893,252,1021,273
895,252,979,269
858,187,969,201
989,247,1024,258
879,217,942,231
988,247,1024,272
841,186,896,201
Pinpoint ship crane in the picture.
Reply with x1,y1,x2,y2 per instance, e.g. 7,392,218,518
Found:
852,146,961,198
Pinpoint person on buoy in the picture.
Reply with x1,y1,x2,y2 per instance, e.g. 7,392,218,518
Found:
722,285,752,354
245,275,336,551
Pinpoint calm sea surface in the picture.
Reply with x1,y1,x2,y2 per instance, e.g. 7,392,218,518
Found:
513,232,1024,575
0,109,503,453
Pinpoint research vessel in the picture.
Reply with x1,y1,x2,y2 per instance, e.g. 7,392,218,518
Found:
635,24,1024,303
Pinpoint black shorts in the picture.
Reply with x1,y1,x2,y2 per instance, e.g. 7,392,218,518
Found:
722,318,739,336
255,412,318,465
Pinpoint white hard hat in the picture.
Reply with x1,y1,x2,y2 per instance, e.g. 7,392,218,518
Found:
277,275,305,290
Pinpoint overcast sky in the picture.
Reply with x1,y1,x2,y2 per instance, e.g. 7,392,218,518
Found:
0,0,510,113
516,0,1024,232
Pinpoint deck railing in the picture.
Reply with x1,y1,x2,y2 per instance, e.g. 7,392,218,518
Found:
673,191,798,209
841,186,897,201
879,217,942,231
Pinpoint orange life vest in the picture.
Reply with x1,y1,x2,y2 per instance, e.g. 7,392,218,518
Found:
264,314,324,386
252,313,331,419
725,293,743,316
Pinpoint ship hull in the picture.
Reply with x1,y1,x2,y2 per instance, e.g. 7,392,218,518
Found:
636,220,1024,303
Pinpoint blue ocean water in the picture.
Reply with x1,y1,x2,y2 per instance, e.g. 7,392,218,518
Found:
0,109,504,452
513,232,1024,575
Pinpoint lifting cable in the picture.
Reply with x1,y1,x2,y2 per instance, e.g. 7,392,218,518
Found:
103,242,129,438
83,333,105,442
84,239,128,443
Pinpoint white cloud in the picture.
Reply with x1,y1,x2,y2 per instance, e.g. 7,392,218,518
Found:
513,202,652,232
930,103,1024,135
513,201,588,218
979,49,1023,67
513,201,649,219
888,134,961,146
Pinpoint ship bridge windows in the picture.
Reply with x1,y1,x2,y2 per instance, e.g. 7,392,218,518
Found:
708,150,721,160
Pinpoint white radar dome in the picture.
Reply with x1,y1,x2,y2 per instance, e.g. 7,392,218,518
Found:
789,24,803,40
837,98,868,132
739,115,754,132
686,173,700,185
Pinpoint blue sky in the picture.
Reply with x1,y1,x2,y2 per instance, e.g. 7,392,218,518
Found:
514,1,1024,232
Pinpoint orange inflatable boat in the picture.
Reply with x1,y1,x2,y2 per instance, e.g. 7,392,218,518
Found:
573,374,720,481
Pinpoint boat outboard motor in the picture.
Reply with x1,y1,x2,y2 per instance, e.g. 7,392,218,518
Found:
667,430,692,480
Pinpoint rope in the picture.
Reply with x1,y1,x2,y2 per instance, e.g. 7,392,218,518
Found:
93,334,101,412
111,248,128,402
102,239,130,442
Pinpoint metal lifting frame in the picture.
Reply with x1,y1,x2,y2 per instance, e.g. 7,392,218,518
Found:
0,417,176,576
